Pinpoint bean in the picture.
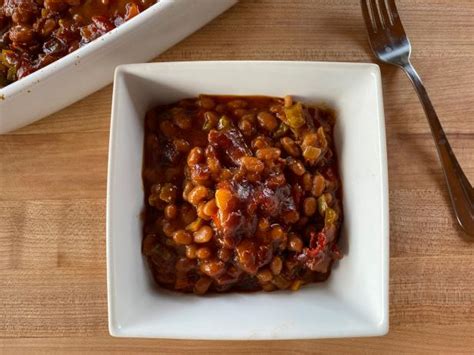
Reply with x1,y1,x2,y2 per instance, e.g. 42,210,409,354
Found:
256,147,281,160
241,113,256,123
174,277,191,290
203,199,218,217
159,183,177,203
159,120,177,137
196,203,211,221
284,95,293,108
220,168,233,180
270,225,285,241
182,181,194,200
238,118,254,137
262,283,276,292
258,218,270,232
227,99,248,109
206,155,221,174
172,230,192,245
148,194,160,207
194,225,213,243
9,25,34,44
215,188,233,210
187,185,209,205
190,164,211,184
194,276,213,295
175,257,195,272
199,96,215,109
281,210,299,224
181,204,197,225
142,234,156,256
234,108,248,117
270,256,283,275
251,136,271,150
185,244,198,259
164,204,178,219
196,247,212,260
256,268,273,283
173,138,190,153
280,137,300,157
267,173,286,187
187,147,204,166
200,259,226,277
257,111,278,131
172,110,192,130
41,19,57,37
312,174,325,197
162,220,175,237
186,218,203,232
150,184,162,195
290,280,303,291
240,156,264,173
302,173,312,191
272,275,291,289
288,234,303,252
303,197,317,216
288,159,306,176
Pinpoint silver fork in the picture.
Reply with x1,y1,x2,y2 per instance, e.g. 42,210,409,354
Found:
361,0,474,237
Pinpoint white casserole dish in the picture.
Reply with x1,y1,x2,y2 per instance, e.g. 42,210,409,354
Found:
106,61,390,339
0,0,236,134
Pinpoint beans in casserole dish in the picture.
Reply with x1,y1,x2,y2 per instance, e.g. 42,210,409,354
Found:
0,0,157,86
142,95,343,294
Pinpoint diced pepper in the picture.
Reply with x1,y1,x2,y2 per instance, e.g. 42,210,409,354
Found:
302,146,321,162
203,116,214,131
324,207,338,226
218,115,232,130
273,123,288,138
317,194,328,216
317,126,328,149
7,67,16,82
284,102,306,129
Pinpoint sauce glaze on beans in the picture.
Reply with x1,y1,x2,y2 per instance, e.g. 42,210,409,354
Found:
142,95,343,294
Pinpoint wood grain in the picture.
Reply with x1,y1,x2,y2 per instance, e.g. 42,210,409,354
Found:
1,0,473,353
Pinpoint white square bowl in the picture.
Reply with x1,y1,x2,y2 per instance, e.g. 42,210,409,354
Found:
107,61,389,339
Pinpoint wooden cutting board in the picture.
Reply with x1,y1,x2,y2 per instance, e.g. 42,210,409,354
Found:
0,0,473,353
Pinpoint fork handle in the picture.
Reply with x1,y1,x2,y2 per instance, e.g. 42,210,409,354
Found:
402,62,474,236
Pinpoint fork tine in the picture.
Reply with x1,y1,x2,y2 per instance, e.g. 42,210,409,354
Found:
368,0,383,31
386,0,402,26
361,0,376,32
377,0,391,27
